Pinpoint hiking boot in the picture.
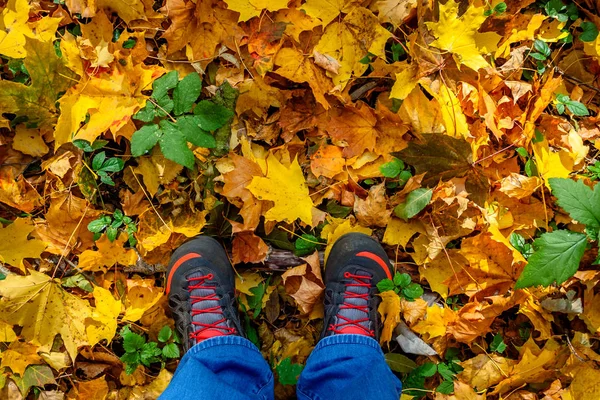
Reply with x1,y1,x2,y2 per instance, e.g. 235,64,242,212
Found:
322,233,394,340
166,236,243,352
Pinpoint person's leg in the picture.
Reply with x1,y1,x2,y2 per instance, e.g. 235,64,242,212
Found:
159,237,274,400
297,233,402,400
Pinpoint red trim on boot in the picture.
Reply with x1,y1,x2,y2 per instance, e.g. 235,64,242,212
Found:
167,253,202,295
356,251,392,279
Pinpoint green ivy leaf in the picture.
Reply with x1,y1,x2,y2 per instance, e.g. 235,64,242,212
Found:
131,124,162,157
173,73,202,116
580,21,599,42
176,115,216,148
276,357,304,385
515,230,588,288
152,70,178,100
394,188,432,221
549,178,600,228
162,342,180,359
92,151,106,171
194,100,234,131
401,283,424,301
490,333,507,353
436,380,455,395
97,157,124,173
158,326,173,343
380,158,404,178
377,278,395,293
534,39,551,57
158,121,196,169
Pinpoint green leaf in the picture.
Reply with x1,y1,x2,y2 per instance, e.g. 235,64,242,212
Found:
98,157,124,173
61,274,94,292
99,171,115,186
515,230,588,288
326,201,352,218
247,281,267,318
377,278,395,293
140,342,162,366
158,326,173,343
134,101,156,122
73,139,94,152
401,283,424,301
295,234,321,256
173,73,202,116
525,159,538,177
131,124,162,157
556,102,565,114
276,357,304,385
549,178,600,228
106,225,118,241
490,333,507,353
92,151,106,171
123,330,146,352
565,100,589,116
88,215,111,233
394,188,432,221
385,353,417,373
516,147,529,158
534,39,551,57
418,362,438,377
162,342,180,359
380,158,404,178
194,100,234,131
580,21,599,42
155,94,174,116
493,2,507,13
158,121,196,169
122,38,137,49
152,70,179,100
437,363,455,381
436,380,455,395
529,52,547,61
176,115,216,148
393,272,411,288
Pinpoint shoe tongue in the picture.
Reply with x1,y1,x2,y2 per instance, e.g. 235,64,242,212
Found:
188,272,230,340
335,268,372,333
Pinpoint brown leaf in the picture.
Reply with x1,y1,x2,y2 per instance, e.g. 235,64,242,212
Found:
281,252,324,316
120,189,150,216
326,104,379,158
232,232,269,264
354,183,391,227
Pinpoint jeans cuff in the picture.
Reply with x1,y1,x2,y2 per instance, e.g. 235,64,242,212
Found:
313,334,384,354
186,335,261,356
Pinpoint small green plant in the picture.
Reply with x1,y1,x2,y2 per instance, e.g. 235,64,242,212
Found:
490,333,507,353
294,234,325,257
528,39,551,75
131,70,234,169
119,325,180,375
380,157,413,189
585,161,600,181
275,357,304,385
509,232,533,259
516,178,599,288
484,1,507,16
543,0,578,23
88,209,137,245
580,22,599,42
515,143,540,177
403,349,463,396
377,272,424,301
74,139,124,186
555,94,589,116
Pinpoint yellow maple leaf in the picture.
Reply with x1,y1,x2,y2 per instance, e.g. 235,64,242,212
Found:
301,0,359,26
235,271,265,296
86,287,122,347
532,139,572,189
378,290,401,345
390,63,419,100
0,218,46,272
78,234,138,272
425,0,499,71
122,278,164,322
496,14,547,58
568,364,600,399
246,154,315,226
0,270,93,360
0,341,43,376
274,47,333,109
412,305,449,339
313,7,391,89
383,217,425,249
223,0,288,22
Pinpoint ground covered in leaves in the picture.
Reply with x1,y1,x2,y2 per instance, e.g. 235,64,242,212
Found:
1,0,600,398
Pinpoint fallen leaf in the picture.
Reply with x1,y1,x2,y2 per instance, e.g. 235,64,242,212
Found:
78,234,138,272
282,252,324,316
74,376,109,400
378,290,402,345
459,353,515,391
86,287,122,347
232,231,269,264
1,341,43,376
0,218,47,272
247,153,315,226
354,183,391,227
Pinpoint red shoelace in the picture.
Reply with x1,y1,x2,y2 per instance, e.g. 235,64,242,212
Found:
188,274,236,341
328,272,375,337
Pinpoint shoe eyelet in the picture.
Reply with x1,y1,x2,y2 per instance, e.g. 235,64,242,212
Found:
343,272,351,278
207,273,214,280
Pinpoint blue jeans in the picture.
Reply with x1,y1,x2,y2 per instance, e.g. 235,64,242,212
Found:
160,334,402,400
